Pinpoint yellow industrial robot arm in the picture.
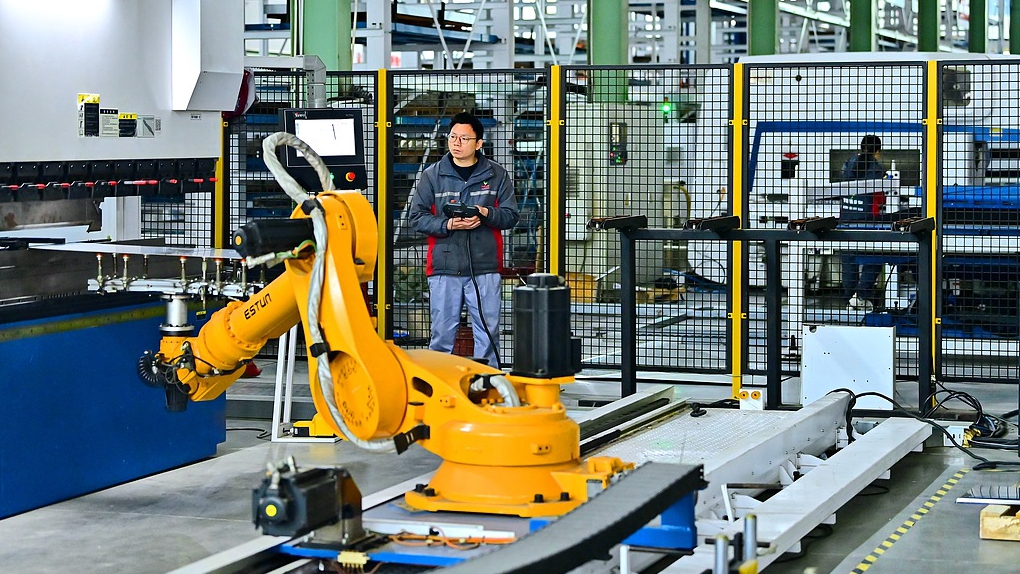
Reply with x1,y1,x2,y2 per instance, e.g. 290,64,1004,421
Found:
143,133,406,452
143,131,631,516
141,271,301,410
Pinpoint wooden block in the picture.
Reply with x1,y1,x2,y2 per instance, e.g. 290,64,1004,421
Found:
980,505,1020,541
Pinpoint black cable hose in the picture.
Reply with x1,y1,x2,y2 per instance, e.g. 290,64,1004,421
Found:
828,388,1020,471
969,440,1019,450
465,231,501,367
924,389,984,421
227,426,272,440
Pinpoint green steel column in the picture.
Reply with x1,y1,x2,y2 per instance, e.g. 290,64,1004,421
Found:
748,0,778,55
302,0,352,71
588,0,628,103
1013,0,1020,53
969,0,987,52
917,0,940,52
849,0,876,51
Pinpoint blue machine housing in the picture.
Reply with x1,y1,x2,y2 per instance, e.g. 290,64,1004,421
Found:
0,300,225,519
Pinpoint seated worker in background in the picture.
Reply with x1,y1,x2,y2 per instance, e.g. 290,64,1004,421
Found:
841,135,888,311
408,112,519,368
842,134,887,181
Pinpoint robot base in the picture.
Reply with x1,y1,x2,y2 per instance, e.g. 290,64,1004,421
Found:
404,456,633,518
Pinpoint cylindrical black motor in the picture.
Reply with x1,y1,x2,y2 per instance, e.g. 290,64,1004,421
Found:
232,218,314,258
512,273,580,378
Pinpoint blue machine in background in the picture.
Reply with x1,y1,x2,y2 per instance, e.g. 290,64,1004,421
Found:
0,299,225,519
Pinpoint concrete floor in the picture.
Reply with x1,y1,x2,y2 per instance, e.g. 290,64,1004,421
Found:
3,364,1020,573
0,424,442,573
766,449,1020,574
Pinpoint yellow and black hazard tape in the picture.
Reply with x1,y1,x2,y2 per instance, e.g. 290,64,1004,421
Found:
850,468,969,573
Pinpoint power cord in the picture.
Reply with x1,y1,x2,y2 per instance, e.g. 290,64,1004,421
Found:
227,426,272,440
463,223,501,367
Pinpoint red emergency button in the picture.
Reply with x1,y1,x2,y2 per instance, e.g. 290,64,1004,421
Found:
345,172,356,182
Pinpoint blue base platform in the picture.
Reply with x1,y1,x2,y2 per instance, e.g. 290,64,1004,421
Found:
0,302,226,519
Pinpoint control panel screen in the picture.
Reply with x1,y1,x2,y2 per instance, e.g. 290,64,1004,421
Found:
294,117,357,158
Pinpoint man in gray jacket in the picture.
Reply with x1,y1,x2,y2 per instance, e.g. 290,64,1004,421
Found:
408,112,519,367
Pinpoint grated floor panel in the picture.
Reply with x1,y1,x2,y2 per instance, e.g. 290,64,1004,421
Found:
592,408,792,465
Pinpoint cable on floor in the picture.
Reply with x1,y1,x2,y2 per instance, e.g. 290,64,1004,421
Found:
226,426,272,440
827,389,1020,471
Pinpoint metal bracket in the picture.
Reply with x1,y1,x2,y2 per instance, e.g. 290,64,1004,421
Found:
586,215,648,231
787,216,838,234
891,216,936,235
684,215,740,232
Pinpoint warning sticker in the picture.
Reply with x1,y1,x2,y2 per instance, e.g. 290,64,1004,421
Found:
99,108,119,137
119,113,137,138
77,93,101,137
138,115,156,138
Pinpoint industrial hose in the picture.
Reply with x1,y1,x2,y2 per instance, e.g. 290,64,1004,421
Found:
261,131,395,453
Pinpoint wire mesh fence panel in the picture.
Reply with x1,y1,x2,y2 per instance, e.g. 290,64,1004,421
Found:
225,70,304,360
227,70,305,235
327,73,378,207
224,70,377,361
743,62,925,381
328,72,378,316
212,60,1020,392
141,184,214,247
140,157,218,247
387,69,548,369
938,61,1020,383
560,65,731,373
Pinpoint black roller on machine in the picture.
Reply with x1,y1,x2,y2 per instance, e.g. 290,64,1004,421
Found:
512,273,582,379
232,218,315,258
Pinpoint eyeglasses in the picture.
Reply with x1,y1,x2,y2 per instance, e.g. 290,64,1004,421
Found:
447,134,477,143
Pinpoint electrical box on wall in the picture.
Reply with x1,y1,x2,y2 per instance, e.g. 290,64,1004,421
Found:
609,121,628,165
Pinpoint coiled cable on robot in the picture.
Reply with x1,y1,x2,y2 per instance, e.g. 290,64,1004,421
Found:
137,351,164,388
261,131,395,454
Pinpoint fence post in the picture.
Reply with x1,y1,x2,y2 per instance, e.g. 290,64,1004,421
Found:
376,68,392,339
214,121,228,249
730,63,747,399
920,60,942,407
548,65,565,277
